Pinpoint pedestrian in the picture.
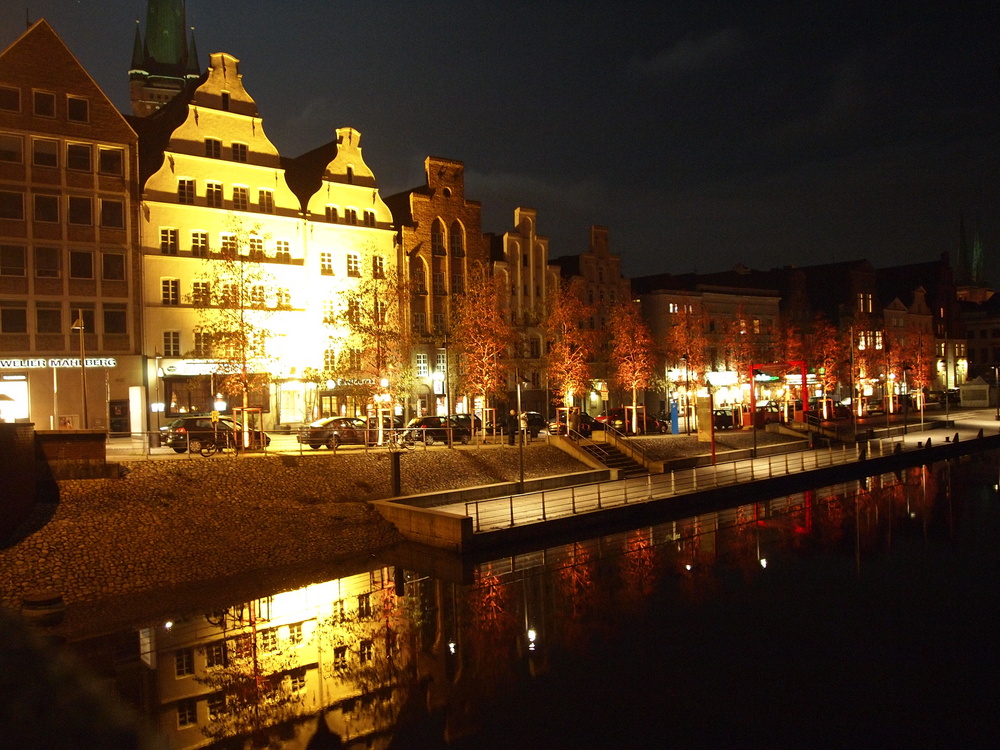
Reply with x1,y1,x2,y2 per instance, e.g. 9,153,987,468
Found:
519,411,529,444
506,409,518,445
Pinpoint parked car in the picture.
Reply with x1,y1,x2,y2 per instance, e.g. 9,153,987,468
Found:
165,415,270,453
297,416,371,449
806,398,851,421
549,411,596,437
712,409,736,429
522,411,549,438
399,415,473,445
597,408,666,434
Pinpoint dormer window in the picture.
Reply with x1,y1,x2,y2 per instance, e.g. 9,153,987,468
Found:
231,143,248,163
346,166,354,184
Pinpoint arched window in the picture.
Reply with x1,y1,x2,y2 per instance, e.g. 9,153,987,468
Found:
431,219,446,256
449,221,465,257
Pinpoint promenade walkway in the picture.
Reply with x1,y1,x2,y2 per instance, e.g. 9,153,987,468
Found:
430,408,1000,537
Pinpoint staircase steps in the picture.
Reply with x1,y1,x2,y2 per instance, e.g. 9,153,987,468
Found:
580,442,648,478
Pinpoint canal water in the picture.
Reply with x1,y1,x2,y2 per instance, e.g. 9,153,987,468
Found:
63,457,1000,749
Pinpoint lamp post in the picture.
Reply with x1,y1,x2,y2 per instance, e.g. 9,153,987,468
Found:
903,365,910,435
681,353,690,435
71,309,88,429
994,365,999,422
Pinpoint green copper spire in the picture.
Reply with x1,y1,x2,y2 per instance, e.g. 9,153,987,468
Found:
130,21,144,71
185,26,200,77
144,0,186,66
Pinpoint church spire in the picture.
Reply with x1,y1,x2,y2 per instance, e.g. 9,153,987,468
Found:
129,0,198,116
185,26,200,78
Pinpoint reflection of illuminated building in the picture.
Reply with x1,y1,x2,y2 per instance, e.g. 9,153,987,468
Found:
137,568,409,749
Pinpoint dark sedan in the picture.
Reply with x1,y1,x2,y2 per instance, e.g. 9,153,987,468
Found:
297,416,371,449
399,415,473,445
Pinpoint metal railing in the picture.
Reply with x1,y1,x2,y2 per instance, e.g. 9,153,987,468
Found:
463,436,918,533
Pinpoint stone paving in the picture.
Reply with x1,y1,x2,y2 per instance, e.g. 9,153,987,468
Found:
0,443,588,616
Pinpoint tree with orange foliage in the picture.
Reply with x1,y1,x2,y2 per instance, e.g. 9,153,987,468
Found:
451,263,512,421
806,313,842,400
609,299,656,433
543,279,598,410
661,298,709,388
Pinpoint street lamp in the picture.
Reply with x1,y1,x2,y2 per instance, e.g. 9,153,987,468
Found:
902,365,911,434
681,353,690,435
994,365,999,421
71,309,88,429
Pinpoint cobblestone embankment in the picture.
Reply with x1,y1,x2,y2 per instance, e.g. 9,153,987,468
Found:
0,445,587,615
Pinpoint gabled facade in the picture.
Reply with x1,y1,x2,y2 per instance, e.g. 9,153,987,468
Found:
489,208,560,413
385,157,488,415
0,20,141,431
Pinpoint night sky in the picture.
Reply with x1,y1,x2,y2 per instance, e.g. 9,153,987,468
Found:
5,2,1000,280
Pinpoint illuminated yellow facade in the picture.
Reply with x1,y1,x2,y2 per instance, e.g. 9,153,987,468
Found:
140,53,396,429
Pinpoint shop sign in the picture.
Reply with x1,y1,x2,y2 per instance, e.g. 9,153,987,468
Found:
0,357,117,369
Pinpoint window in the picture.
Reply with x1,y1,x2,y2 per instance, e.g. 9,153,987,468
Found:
433,271,446,295
0,134,22,162
259,628,278,651
347,298,360,325
231,143,248,162
232,186,249,211
98,147,123,176
320,252,334,276
450,228,464,257
207,694,225,720
274,240,290,263
359,640,373,664
103,304,127,334
37,304,62,334
69,251,93,279
857,293,872,313
205,182,222,208
0,303,27,333
251,285,265,307
163,331,181,357
68,196,92,225
288,623,303,645
192,281,211,305
66,143,91,171
220,233,236,255
346,166,354,183
289,668,306,692
451,273,464,294
191,231,208,257
333,646,348,671
205,138,221,159
346,253,360,277
221,91,230,110
435,352,446,373
33,90,55,117
162,279,180,305
33,194,58,222
100,199,124,228
412,312,426,333
176,699,196,728
178,179,195,204
413,267,426,293
258,189,274,214
35,247,60,278
160,228,178,255
101,253,125,280
372,255,385,278
345,208,358,225
245,236,263,259
194,330,212,356
363,210,376,227
325,205,338,222
0,245,25,276
32,138,58,168
416,353,429,376
0,191,23,219
66,96,89,123
357,593,372,619
431,224,445,255
433,312,445,331
0,86,19,112
529,338,541,359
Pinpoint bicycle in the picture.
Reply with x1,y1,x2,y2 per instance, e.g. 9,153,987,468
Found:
194,430,239,457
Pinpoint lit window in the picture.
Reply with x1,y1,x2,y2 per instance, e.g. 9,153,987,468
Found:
66,96,89,123
416,353,428,376
160,228,178,255
205,138,221,159
161,278,180,305
325,205,338,222
232,186,249,211
320,252,334,276
435,352,446,372
372,255,384,278
231,143,247,162
66,143,91,171
346,253,360,277
178,179,195,204
258,189,274,214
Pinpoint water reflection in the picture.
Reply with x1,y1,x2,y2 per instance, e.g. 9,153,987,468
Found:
68,460,995,748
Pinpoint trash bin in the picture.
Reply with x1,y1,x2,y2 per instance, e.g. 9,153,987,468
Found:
149,431,161,449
